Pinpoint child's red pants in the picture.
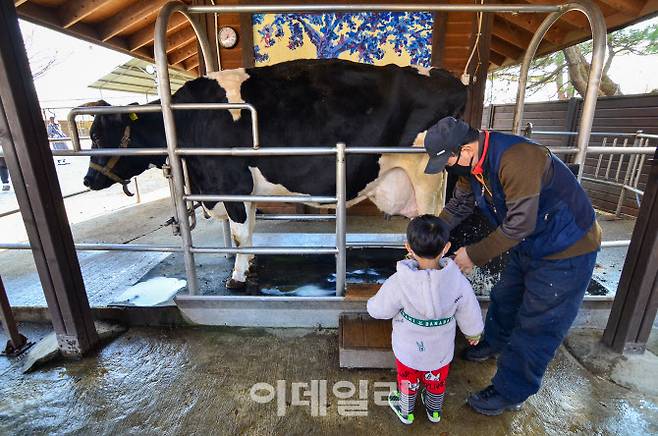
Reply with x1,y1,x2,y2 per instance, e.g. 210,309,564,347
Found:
395,359,450,395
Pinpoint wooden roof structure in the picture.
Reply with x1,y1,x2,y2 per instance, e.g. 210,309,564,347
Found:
14,0,658,76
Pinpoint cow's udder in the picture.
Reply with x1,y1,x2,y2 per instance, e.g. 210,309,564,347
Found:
367,168,418,218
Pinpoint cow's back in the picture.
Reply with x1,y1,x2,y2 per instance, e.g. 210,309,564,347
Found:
171,59,466,202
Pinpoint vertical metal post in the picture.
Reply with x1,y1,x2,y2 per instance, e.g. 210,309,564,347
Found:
513,0,606,182
0,276,27,354
335,143,347,297
155,3,204,294
632,138,647,189
616,132,641,216
133,177,141,204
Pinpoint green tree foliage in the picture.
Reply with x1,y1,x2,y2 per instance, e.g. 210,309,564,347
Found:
489,22,658,100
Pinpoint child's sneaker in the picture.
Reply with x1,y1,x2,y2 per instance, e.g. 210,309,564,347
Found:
421,391,442,423
1,184,9,192
387,391,414,425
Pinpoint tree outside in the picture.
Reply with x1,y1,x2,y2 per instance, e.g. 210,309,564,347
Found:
22,27,68,80
487,20,658,103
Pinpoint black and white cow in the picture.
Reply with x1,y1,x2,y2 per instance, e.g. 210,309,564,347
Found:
82,58,467,288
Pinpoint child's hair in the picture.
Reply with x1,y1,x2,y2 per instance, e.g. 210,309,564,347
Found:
406,214,450,259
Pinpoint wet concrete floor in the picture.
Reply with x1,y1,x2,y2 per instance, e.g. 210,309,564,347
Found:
1,324,656,435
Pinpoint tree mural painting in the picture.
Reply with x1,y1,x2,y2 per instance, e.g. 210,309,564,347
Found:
253,12,434,67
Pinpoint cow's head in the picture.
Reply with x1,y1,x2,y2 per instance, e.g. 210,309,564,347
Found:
82,101,158,193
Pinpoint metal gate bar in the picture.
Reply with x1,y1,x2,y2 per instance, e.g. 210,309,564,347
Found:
512,0,606,182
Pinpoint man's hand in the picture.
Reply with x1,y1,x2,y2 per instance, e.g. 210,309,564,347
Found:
454,247,475,273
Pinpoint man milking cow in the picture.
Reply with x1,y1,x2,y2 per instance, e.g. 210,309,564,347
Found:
423,116,601,415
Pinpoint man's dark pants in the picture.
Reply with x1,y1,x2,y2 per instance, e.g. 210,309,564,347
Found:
484,248,598,403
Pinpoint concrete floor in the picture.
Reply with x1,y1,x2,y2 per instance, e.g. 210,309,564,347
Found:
0,323,656,435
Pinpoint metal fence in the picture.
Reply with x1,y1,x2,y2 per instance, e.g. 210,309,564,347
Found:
0,1,610,298
523,124,657,216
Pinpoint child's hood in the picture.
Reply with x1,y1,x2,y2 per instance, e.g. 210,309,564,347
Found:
393,258,461,319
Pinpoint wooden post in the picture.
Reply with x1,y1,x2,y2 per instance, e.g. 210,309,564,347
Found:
463,12,493,126
487,104,496,129
0,1,98,357
193,0,219,74
0,276,27,355
240,12,255,68
603,147,658,353
430,12,448,69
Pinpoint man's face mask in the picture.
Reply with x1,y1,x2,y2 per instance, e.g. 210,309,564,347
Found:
446,147,472,177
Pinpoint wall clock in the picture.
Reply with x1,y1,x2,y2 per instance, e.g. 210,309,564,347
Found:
218,26,238,49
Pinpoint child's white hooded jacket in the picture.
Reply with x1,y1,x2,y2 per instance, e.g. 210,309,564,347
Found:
367,258,484,371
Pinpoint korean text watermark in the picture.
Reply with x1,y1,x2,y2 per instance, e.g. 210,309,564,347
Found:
249,380,397,416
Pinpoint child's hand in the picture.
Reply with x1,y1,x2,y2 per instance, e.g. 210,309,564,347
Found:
465,334,481,346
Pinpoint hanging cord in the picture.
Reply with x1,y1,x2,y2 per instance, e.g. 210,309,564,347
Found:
462,0,485,85
210,0,220,71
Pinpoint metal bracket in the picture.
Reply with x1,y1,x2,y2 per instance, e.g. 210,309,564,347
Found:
2,335,34,357
162,163,173,179
162,163,183,235
162,162,196,234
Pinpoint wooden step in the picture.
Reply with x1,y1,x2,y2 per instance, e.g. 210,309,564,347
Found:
339,313,394,369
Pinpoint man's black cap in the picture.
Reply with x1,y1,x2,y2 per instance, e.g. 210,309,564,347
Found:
423,116,471,174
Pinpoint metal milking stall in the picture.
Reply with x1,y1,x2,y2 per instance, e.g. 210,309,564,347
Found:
3,1,644,326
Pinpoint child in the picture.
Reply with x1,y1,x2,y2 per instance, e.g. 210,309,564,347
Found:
367,214,484,424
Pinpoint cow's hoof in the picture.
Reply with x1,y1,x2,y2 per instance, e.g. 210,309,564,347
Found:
226,278,247,290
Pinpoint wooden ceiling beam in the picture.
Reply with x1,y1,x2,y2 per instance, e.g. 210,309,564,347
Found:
168,41,197,65
183,55,199,71
489,50,507,66
128,13,189,51
59,0,115,28
520,0,589,28
495,13,565,45
597,0,646,16
16,3,154,64
491,36,524,60
165,26,197,54
492,16,533,49
100,0,168,42
18,2,98,39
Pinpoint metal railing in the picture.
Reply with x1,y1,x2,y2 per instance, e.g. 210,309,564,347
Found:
524,124,657,217
0,2,609,298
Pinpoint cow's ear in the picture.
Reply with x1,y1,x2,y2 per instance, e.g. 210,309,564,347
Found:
120,102,140,123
